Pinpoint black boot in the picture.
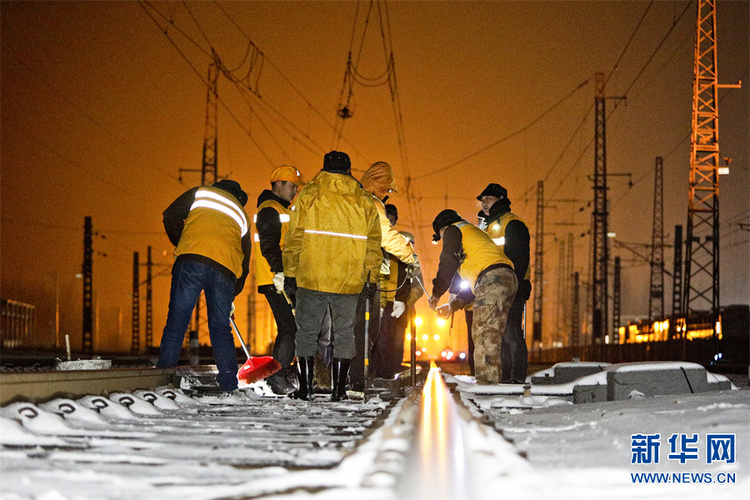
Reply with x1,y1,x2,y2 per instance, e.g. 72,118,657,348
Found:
293,357,315,401
331,358,351,402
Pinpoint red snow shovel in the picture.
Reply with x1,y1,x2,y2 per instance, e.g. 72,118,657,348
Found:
230,314,281,385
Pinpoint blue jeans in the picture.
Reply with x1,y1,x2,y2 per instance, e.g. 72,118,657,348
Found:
156,258,238,391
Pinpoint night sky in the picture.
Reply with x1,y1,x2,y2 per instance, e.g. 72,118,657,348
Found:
1,1,747,354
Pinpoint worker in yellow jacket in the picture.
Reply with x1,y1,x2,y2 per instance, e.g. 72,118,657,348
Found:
371,204,419,379
282,151,382,401
354,161,419,390
429,209,518,384
158,179,251,392
253,165,304,395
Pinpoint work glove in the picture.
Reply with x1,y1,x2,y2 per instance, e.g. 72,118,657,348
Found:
391,300,406,318
363,282,377,299
284,276,297,297
273,272,285,294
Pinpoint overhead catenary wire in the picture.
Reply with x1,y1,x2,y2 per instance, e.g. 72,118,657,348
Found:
211,0,367,160
517,1,694,213
6,50,182,185
142,0,374,168
412,79,591,182
4,121,153,205
610,63,749,210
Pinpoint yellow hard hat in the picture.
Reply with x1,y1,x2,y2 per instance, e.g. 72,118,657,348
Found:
270,165,304,186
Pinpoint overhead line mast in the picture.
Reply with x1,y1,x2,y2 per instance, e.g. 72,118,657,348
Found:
649,157,665,324
591,72,609,346
532,181,544,349
590,72,625,346
682,0,741,326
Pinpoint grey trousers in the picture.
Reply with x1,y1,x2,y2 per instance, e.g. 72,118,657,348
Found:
295,287,359,359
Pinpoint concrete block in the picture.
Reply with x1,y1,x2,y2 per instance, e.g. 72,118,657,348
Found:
530,362,609,385
553,364,609,384
605,362,730,401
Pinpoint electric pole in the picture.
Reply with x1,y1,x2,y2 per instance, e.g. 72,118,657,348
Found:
146,246,153,351
649,157,665,323
177,55,222,344
132,251,140,354
532,181,544,348
671,225,684,319
591,71,625,346
613,256,621,344
82,216,93,353
682,0,741,325
591,72,609,346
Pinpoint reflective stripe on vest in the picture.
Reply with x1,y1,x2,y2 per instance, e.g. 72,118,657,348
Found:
304,229,368,240
191,189,248,236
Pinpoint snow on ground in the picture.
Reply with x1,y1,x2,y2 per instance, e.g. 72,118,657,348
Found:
0,370,748,500
454,372,749,500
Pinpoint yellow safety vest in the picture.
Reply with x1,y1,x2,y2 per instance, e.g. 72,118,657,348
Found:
174,186,249,278
483,213,531,280
253,198,291,287
454,221,514,291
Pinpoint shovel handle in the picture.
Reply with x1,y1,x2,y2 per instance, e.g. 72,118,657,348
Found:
229,315,251,359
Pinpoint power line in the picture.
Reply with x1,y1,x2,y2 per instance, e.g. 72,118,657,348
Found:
611,0,694,113
6,50,182,184
211,0,367,160
412,79,591,181
4,120,152,205
603,1,655,89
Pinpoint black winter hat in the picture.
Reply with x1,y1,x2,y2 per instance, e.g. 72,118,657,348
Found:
476,183,508,201
323,150,352,173
213,179,248,207
385,204,398,222
432,209,463,241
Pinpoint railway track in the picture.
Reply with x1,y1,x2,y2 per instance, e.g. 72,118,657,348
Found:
0,364,519,499
4,363,745,499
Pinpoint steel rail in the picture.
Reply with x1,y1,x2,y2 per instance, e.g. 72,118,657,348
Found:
397,362,470,499
0,367,175,405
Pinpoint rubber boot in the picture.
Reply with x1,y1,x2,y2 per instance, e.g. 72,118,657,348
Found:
330,358,351,402
293,357,315,401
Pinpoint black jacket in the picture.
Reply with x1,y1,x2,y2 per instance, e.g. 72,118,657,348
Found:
478,199,531,302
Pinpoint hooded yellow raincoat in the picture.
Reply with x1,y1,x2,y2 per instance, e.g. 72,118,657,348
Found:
360,162,417,265
283,171,382,294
